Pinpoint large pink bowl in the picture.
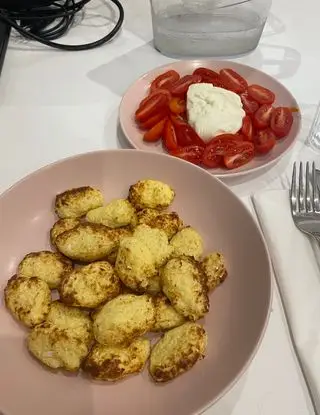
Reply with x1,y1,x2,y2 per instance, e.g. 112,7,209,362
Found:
119,60,301,178
0,150,272,415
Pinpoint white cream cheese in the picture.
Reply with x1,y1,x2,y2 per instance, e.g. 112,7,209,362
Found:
187,83,245,142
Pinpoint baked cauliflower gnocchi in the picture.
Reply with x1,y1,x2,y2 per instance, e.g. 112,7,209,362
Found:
3,179,228,384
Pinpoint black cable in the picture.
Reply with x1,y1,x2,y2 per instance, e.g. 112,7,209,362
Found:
0,0,124,51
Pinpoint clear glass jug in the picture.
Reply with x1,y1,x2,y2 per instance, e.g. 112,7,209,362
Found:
150,0,272,57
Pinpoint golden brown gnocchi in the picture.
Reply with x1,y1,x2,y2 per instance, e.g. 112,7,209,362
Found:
55,186,104,218
59,261,121,308
93,294,155,346
55,223,117,262
161,256,209,321
149,322,207,382
83,338,151,381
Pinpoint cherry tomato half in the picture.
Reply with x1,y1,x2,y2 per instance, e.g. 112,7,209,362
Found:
175,124,206,148
219,68,248,94
143,118,167,142
163,119,178,151
170,75,202,96
202,152,223,168
170,114,189,128
139,89,171,109
254,129,276,154
223,142,255,169
204,134,240,157
240,92,259,115
241,115,254,141
150,70,180,92
169,97,186,115
193,67,220,80
253,104,274,130
247,84,275,105
169,145,204,165
135,93,168,122
139,110,168,130
270,107,294,138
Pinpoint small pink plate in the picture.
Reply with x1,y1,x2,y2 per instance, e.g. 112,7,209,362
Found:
119,60,301,178
0,150,272,415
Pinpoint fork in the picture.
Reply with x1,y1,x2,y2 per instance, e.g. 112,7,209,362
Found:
290,161,320,242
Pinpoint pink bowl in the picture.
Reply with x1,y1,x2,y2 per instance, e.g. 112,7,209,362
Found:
119,60,301,178
0,150,272,415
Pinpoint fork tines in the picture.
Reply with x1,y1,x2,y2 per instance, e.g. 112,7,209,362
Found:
290,162,320,215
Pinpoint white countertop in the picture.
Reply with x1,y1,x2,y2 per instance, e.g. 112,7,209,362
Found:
0,0,319,413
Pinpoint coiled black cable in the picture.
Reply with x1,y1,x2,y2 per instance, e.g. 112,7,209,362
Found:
0,0,124,51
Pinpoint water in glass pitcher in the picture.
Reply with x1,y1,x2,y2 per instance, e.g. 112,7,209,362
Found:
151,4,267,57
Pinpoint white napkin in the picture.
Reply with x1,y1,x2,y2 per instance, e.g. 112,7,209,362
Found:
253,190,320,412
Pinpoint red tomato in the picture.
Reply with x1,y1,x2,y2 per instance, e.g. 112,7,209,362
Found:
240,92,259,115
169,97,186,115
204,135,240,157
202,152,223,168
193,67,220,80
270,107,294,138
170,114,188,128
150,70,180,92
200,75,227,89
169,145,204,165
163,119,179,151
247,84,275,105
139,89,171,108
253,104,274,130
139,110,168,130
135,93,168,122
175,124,206,148
170,75,202,96
241,115,254,141
143,119,167,142
223,142,255,169
254,129,276,154
219,68,248,94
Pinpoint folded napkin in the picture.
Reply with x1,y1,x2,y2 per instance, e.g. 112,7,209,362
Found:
253,190,320,412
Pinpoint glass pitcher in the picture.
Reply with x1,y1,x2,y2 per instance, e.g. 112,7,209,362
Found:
150,0,272,57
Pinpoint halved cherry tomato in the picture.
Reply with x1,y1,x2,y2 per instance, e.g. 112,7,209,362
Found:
169,97,186,115
170,75,202,96
175,124,206,148
241,115,254,141
170,114,188,128
219,68,248,94
139,110,168,130
247,84,275,105
200,74,227,89
139,89,171,108
253,104,274,130
135,93,168,122
254,129,276,154
193,67,220,80
163,119,178,151
240,92,259,115
150,70,180,92
223,142,254,169
169,145,204,165
270,107,293,138
202,151,223,168
143,119,167,142
204,135,240,157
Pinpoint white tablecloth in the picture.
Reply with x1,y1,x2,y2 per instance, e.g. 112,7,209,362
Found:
1,0,319,413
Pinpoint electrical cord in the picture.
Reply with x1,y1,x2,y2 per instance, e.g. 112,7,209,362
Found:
0,0,124,51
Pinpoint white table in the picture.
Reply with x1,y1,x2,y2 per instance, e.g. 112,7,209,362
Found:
0,0,319,413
